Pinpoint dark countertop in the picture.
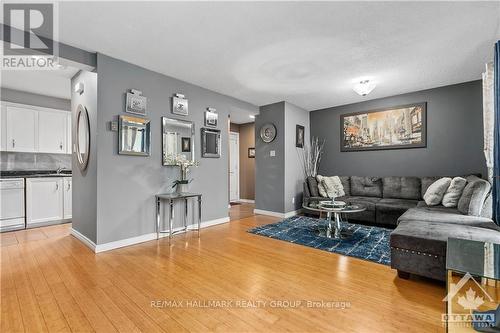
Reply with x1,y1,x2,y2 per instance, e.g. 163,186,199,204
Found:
0,170,72,179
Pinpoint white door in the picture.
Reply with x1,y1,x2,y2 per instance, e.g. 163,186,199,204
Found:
229,132,239,202
38,111,67,153
63,178,72,219
6,106,38,152
26,177,64,225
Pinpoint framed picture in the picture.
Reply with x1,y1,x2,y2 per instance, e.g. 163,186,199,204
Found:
248,147,255,158
125,92,147,115
296,125,305,148
172,96,188,116
205,109,218,127
341,102,427,152
181,137,191,152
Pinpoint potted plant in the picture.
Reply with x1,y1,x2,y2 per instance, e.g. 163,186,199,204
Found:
166,154,199,193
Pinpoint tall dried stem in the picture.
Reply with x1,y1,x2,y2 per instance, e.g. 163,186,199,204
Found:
298,137,325,178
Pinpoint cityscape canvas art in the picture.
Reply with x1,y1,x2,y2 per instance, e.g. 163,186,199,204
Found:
341,103,426,151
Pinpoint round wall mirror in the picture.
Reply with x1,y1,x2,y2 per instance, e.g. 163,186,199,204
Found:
76,104,90,171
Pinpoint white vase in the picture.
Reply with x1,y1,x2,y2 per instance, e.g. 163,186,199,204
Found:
176,183,188,193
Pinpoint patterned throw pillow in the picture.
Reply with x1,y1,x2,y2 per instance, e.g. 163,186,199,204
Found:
442,177,467,207
423,177,452,206
316,175,345,198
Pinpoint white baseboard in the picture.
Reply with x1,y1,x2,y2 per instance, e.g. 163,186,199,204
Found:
253,208,302,218
71,217,230,253
238,199,255,203
70,228,96,252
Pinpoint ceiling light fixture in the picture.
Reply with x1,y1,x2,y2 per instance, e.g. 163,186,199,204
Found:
353,80,376,96
249,115,255,119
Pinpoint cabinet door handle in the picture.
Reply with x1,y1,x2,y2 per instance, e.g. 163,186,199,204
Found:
67,182,71,191
12,139,15,148
60,142,63,150
55,183,59,191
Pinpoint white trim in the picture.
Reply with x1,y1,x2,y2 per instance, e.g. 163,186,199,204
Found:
70,228,96,252
229,131,240,202
71,217,230,253
253,209,302,218
238,199,255,203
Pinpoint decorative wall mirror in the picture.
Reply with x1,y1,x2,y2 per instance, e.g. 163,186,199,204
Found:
201,128,221,158
75,104,90,171
162,117,195,165
118,115,151,156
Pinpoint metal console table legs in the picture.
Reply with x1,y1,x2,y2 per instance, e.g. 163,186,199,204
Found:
155,193,202,241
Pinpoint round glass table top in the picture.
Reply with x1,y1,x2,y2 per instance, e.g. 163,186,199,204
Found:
303,201,366,213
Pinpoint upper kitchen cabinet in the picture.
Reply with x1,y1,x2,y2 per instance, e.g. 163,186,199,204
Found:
6,105,38,152
1,102,71,154
38,110,68,153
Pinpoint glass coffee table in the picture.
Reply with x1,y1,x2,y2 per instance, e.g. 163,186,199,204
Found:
302,200,366,239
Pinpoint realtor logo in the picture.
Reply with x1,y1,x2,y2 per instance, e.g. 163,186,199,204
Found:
442,273,498,330
2,2,58,70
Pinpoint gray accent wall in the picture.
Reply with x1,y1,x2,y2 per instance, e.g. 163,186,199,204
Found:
284,102,309,212
95,53,258,245
71,70,98,243
310,80,487,178
255,101,309,214
255,102,285,213
1,88,71,111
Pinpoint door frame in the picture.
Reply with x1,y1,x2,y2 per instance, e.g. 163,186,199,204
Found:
229,131,240,202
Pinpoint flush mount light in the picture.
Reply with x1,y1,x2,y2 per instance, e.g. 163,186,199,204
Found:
353,80,376,96
249,115,255,119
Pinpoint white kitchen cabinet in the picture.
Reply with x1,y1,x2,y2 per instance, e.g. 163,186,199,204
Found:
6,106,38,152
63,177,72,219
38,110,67,153
0,105,6,151
26,177,64,225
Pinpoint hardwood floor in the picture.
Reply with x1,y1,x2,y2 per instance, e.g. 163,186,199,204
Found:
229,203,255,221
1,213,446,332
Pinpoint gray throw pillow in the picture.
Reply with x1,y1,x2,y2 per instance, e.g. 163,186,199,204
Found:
307,176,320,197
458,176,491,216
423,177,452,206
442,177,467,207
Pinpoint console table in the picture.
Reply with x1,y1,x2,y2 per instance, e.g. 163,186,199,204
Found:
155,192,202,241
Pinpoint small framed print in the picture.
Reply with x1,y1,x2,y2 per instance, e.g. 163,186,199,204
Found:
126,92,147,115
205,110,218,127
248,147,255,158
181,137,191,152
296,125,305,148
172,96,189,116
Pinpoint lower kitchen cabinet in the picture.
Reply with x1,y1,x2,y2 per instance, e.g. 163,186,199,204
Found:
26,177,71,226
63,178,72,219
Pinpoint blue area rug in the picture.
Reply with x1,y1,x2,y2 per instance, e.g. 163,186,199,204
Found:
248,216,391,265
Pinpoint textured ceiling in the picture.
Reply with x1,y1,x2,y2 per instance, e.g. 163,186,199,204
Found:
50,2,500,111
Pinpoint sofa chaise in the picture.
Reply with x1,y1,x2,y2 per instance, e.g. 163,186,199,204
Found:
303,175,500,281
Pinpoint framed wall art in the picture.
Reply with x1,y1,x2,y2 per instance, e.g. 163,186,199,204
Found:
341,102,426,152
125,89,147,115
181,137,191,152
296,125,305,148
172,94,188,116
248,147,255,158
205,108,218,127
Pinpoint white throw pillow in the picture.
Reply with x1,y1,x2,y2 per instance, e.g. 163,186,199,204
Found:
317,175,345,198
423,177,452,206
442,177,467,207
316,175,328,197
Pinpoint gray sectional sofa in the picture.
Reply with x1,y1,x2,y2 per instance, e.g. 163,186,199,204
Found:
303,175,500,281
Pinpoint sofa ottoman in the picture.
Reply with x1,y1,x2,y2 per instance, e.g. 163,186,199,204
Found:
390,220,500,281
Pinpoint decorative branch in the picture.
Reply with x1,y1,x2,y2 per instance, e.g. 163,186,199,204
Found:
298,137,325,178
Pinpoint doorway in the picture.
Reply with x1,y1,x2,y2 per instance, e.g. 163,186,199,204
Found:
229,131,240,202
